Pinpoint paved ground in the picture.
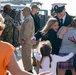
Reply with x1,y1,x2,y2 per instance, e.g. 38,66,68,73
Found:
8,46,37,75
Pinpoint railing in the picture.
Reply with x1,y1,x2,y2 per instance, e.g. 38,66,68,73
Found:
1,0,32,4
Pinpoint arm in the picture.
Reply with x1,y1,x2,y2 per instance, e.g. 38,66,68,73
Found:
57,27,68,39
8,53,52,75
8,53,33,75
38,72,53,75
55,52,74,62
34,49,41,61
34,31,42,41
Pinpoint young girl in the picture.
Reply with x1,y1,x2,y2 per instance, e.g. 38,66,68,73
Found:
34,40,74,75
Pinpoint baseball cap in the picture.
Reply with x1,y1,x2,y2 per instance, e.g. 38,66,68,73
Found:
52,3,67,13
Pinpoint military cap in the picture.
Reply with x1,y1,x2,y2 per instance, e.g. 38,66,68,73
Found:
51,8,55,13
22,7,31,12
52,3,67,13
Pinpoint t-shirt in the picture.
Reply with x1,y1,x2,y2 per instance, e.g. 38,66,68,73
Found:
0,41,15,75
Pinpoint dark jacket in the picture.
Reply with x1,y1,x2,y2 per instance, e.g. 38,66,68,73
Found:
34,12,73,55
35,29,62,55
55,12,73,28
31,13,40,33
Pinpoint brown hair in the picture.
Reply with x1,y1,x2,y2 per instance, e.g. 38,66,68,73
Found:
31,4,39,9
68,18,76,28
41,18,58,35
37,40,52,68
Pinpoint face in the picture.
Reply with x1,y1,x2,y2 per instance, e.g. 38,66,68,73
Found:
32,8,38,14
51,21,59,32
7,8,12,15
56,9,66,19
22,10,28,17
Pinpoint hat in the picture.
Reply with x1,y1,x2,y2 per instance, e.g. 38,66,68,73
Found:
52,3,67,13
22,7,31,12
31,4,39,9
51,8,55,12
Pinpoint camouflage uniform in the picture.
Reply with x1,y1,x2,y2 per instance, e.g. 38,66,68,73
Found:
0,13,14,44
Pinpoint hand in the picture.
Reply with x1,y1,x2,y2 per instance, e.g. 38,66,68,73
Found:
38,71,53,75
60,27,68,35
68,36,76,43
31,39,37,45
58,27,68,39
16,25,21,31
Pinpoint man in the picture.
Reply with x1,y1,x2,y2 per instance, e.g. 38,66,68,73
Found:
52,3,73,28
31,4,40,33
19,7,34,73
31,4,41,67
0,4,14,44
52,3,73,75
32,3,73,38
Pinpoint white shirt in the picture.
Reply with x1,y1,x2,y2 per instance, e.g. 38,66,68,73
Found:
61,13,66,24
34,50,74,75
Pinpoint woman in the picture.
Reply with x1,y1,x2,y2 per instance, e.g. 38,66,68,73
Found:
31,18,62,55
0,14,51,75
57,18,76,75
31,18,67,74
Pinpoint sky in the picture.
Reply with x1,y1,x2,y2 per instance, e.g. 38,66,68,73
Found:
32,0,76,16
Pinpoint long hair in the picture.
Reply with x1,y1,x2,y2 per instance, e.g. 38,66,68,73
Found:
68,18,76,28
40,18,58,35
37,40,52,68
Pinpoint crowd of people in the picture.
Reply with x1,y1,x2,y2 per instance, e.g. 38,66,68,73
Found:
0,4,52,75
31,3,76,75
0,2,76,75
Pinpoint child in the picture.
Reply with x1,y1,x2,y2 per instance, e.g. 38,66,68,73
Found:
34,40,74,75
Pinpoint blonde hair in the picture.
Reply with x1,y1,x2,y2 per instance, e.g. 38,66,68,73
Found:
0,14,5,30
41,18,58,35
